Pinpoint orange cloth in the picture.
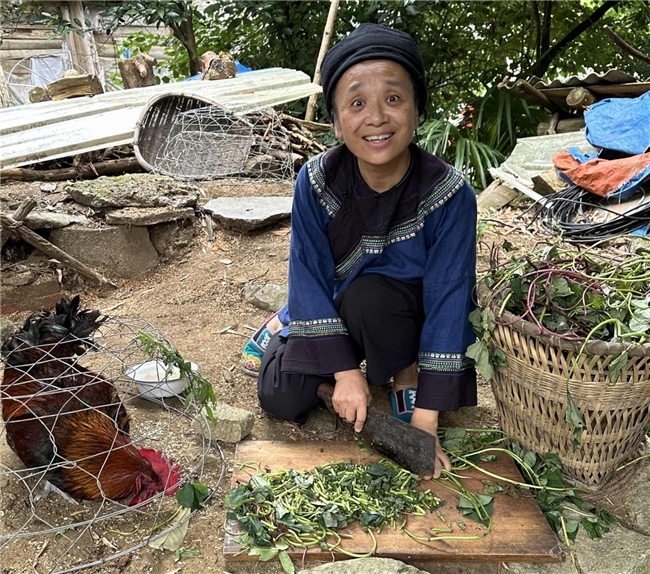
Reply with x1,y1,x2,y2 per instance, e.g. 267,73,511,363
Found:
553,151,650,197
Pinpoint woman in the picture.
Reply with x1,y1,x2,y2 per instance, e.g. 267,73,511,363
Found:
241,23,477,478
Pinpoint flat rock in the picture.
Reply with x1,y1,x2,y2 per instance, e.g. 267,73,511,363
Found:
203,196,292,231
50,225,158,279
0,317,15,345
105,206,195,225
242,283,288,311
24,211,89,229
64,173,200,209
304,558,426,573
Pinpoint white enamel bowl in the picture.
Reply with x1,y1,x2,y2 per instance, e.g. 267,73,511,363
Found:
126,359,198,401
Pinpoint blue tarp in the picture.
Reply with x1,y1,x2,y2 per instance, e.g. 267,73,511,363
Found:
584,90,650,155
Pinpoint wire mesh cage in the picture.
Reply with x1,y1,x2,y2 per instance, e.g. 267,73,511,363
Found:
134,93,218,173
0,308,224,573
134,93,295,190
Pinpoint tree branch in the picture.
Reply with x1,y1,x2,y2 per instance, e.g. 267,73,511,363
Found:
603,25,650,64
525,0,623,79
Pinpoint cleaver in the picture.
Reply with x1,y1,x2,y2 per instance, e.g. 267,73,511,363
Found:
316,384,436,476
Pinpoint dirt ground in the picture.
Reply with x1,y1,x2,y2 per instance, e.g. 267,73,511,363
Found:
0,175,545,574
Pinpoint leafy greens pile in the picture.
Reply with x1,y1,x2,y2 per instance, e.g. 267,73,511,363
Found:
225,459,441,569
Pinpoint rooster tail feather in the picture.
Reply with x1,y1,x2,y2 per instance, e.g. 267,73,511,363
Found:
1,297,106,364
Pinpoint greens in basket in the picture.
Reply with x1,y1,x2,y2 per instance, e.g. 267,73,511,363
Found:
469,241,650,382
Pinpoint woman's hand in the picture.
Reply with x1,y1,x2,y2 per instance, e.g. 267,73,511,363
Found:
332,369,372,432
410,407,451,479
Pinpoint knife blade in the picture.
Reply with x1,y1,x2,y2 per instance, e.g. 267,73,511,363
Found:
316,384,436,476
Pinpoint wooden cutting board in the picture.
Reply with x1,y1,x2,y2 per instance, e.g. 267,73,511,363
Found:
224,440,562,563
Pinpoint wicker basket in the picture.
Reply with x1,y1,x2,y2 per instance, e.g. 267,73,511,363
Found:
486,302,650,491
134,92,221,172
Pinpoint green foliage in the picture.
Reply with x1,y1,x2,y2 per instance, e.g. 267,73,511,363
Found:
417,117,504,190
173,547,199,562
134,331,218,420
225,459,442,566
0,1,45,45
444,428,620,543
176,482,209,510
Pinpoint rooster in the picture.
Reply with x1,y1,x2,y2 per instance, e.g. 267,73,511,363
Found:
1,296,181,506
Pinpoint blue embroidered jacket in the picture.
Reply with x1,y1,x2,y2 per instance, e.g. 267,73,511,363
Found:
278,143,477,411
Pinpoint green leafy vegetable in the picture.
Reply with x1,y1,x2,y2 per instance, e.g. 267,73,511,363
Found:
176,482,209,510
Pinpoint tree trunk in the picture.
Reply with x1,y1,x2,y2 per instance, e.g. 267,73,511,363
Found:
171,17,201,75
0,67,14,108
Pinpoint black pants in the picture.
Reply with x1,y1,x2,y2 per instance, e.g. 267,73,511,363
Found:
257,274,424,424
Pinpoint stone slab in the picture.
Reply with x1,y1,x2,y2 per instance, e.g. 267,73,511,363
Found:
204,196,292,231
203,403,255,443
64,173,199,209
105,206,195,225
50,225,158,278
24,211,89,229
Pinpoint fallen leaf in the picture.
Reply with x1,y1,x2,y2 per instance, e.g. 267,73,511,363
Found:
219,259,233,265
148,508,191,551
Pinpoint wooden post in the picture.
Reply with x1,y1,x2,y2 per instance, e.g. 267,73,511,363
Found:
305,0,340,122
0,68,13,108
514,79,563,113
66,1,96,75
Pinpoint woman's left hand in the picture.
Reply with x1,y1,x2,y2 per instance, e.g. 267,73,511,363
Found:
410,407,451,479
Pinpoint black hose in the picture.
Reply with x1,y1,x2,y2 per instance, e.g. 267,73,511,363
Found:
533,184,650,244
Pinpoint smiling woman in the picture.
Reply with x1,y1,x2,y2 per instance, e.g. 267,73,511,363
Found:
331,60,419,191
242,23,479,481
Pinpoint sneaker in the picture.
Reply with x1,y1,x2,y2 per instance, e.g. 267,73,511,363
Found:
240,313,278,377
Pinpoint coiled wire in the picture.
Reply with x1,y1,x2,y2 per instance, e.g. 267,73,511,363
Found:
533,184,650,244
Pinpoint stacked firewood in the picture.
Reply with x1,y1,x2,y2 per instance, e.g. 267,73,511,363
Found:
279,112,331,160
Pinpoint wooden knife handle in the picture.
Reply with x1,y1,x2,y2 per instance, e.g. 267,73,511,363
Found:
316,383,336,414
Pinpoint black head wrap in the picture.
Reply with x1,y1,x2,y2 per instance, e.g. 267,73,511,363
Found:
320,23,427,119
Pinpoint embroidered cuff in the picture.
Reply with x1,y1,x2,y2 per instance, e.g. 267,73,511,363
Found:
414,369,477,412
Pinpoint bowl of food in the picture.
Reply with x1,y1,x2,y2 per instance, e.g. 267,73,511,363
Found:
126,359,199,401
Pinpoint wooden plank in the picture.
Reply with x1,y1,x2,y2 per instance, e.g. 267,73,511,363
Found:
0,39,64,51
224,441,562,564
1,49,66,60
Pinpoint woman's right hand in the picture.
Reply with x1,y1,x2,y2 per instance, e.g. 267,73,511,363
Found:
332,369,372,432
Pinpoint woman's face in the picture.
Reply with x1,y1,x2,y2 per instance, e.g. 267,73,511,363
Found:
332,59,419,186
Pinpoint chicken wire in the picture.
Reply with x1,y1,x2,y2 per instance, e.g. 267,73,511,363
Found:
0,315,225,574
152,105,295,190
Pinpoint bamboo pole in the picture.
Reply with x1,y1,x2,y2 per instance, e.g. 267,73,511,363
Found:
305,0,340,122
0,213,117,287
